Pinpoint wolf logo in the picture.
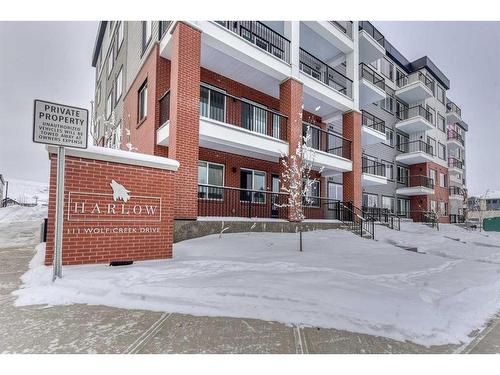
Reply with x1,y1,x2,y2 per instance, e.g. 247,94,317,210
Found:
110,180,131,202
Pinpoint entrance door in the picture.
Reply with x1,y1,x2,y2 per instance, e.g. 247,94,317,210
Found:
271,175,280,218
327,181,343,220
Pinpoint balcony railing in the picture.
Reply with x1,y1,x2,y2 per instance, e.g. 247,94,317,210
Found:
449,186,462,196
303,123,352,160
200,86,288,141
397,140,434,156
396,71,434,93
446,101,462,118
448,157,464,170
159,90,170,126
447,129,464,146
215,21,290,63
299,48,353,98
159,21,173,39
397,105,433,124
402,175,434,189
362,157,386,177
329,21,353,39
359,63,385,91
362,110,385,134
358,21,385,47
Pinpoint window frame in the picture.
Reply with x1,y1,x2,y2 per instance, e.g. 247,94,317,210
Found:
107,47,114,78
142,21,153,54
438,142,446,160
116,21,124,52
436,84,446,104
200,83,227,123
380,58,394,81
198,161,225,201
115,67,123,105
240,168,267,204
138,80,148,123
362,192,379,208
382,195,395,213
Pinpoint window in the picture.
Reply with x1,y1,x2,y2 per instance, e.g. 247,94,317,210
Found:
327,182,342,201
380,58,394,81
107,48,113,77
383,160,394,180
97,50,102,75
115,67,123,104
437,84,446,104
138,80,148,122
439,172,447,188
438,142,446,160
96,84,101,105
240,169,266,203
397,198,410,217
384,128,394,146
142,21,152,53
380,92,394,113
430,200,437,213
109,120,122,150
396,68,406,87
117,21,124,50
427,136,436,156
198,161,224,200
363,193,378,208
438,114,445,132
382,196,395,213
397,165,409,184
305,180,320,207
426,105,435,125
429,169,437,186
106,90,113,119
395,100,407,119
242,99,267,135
396,133,409,152
200,85,226,122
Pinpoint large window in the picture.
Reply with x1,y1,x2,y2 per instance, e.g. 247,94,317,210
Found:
115,67,123,104
437,84,446,104
382,196,395,213
426,105,436,125
117,21,124,51
430,200,437,213
327,181,342,201
380,58,394,81
138,80,148,122
383,160,394,180
384,128,394,146
198,161,224,200
380,92,394,113
396,68,406,87
397,165,409,185
396,133,409,152
305,180,320,207
363,193,378,208
438,142,446,160
395,100,407,119
397,198,410,217
142,21,152,53
427,136,436,156
200,85,225,122
429,169,437,186
242,99,267,135
439,172,447,188
438,114,445,132
240,169,266,203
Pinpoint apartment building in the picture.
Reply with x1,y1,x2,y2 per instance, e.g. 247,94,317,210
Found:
91,21,469,223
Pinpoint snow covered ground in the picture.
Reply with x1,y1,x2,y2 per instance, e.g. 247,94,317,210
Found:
3,178,48,205
11,221,500,346
0,204,47,223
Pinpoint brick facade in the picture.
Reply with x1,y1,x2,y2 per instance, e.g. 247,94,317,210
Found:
342,111,362,208
45,153,176,266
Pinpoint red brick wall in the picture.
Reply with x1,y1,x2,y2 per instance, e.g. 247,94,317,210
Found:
168,22,202,220
342,111,362,208
45,154,175,266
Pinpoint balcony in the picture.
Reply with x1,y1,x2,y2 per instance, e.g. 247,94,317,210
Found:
395,140,434,165
358,21,385,65
301,21,354,55
395,71,434,103
359,63,386,108
447,129,465,149
396,175,434,196
448,157,464,173
361,110,386,146
446,101,462,124
362,157,387,186
329,21,353,39
299,47,354,114
449,186,463,200
395,105,434,133
157,86,289,161
303,123,353,175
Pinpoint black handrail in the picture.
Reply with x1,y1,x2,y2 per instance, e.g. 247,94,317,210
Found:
396,70,434,92
362,157,386,177
200,86,288,141
449,186,462,196
358,21,385,47
397,140,434,155
448,157,464,169
215,21,290,63
159,90,170,126
299,48,353,98
402,175,434,189
329,21,353,39
446,101,462,118
303,123,352,160
362,206,400,230
397,105,433,123
361,110,385,134
447,129,464,145
359,63,385,91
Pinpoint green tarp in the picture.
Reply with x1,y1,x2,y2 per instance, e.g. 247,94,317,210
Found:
483,217,500,232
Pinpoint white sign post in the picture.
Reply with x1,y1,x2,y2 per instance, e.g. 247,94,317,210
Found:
33,99,88,280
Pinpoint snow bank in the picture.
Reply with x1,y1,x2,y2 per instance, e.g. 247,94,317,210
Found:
13,224,500,346
0,205,47,223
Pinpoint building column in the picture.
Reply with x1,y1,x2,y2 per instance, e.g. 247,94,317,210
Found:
169,22,201,220
342,110,362,208
279,77,303,221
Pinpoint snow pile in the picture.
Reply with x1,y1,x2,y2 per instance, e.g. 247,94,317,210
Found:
4,178,49,205
13,224,500,346
0,204,48,223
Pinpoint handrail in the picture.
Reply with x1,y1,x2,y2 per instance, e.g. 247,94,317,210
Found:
359,63,385,91
397,105,433,123
329,21,353,39
303,123,352,160
397,140,434,155
396,70,434,93
299,47,353,98
403,175,434,189
362,157,386,177
448,157,464,169
362,206,400,231
446,101,462,118
358,21,385,47
449,186,462,196
447,129,464,145
343,201,375,239
361,110,386,134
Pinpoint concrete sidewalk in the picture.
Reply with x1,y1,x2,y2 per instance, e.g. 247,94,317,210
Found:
0,220,493,354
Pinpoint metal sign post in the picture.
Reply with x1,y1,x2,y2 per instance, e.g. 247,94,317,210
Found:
33,99,88,281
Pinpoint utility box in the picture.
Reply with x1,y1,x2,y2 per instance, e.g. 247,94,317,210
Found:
483,217,500,232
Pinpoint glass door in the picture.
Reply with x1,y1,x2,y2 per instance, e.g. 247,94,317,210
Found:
271,175,280,218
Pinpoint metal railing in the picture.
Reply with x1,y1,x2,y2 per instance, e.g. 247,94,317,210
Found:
448,157,464,170
159,90,170,126
362,157,386,177
401,175,434,189
449,186,462,196
299,48,353,98
446,101,462,118
200,86,288,141
361,110,385,134
362,206,401,230
396,71,434,93
397,105,433,123
447,129,464,145
329,21,353,39
303,123,352,160
359,63,385,91
215,21,290,63
397,140,434,156
358,21,385,47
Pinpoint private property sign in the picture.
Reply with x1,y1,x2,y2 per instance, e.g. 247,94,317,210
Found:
33,99,88,149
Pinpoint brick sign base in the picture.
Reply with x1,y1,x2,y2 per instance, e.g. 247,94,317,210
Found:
45,147,178,265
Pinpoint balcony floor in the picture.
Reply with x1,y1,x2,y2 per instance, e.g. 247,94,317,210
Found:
395,82,433,103
395,151,434,165
396,186,434,196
